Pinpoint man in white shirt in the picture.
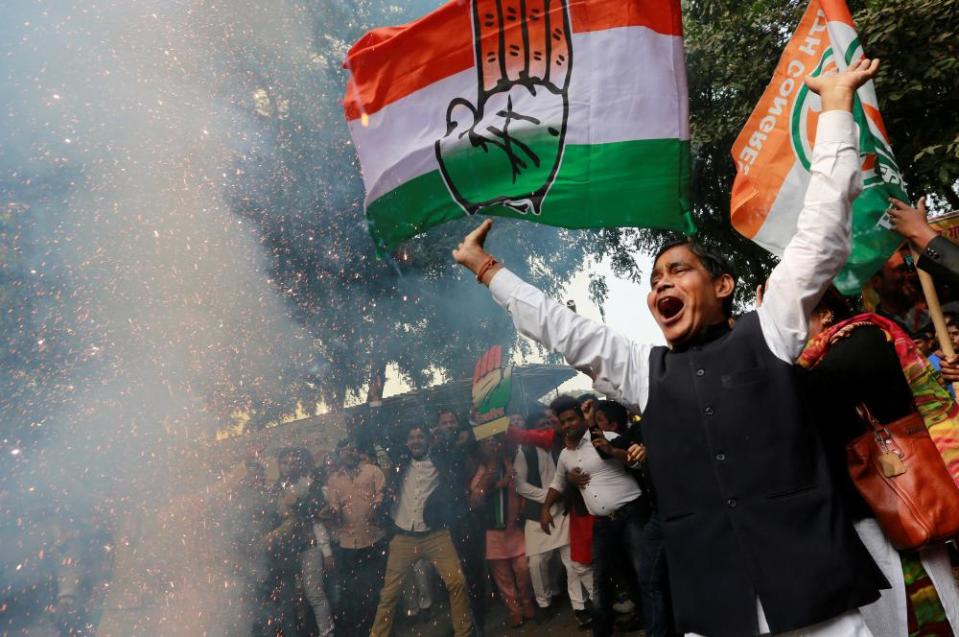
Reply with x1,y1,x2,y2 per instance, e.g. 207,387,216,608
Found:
539,395,645,636
370,425,472,637
513,409,595,627
453,60,887,637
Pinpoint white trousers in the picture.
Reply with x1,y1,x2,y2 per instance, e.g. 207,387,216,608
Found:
300,547,334,637
854,518,959,637
528,547,561,608
687,603,872,637
529,544,594,611
565,547,595,611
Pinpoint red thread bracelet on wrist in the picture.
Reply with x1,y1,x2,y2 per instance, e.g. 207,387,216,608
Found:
476,256,499,283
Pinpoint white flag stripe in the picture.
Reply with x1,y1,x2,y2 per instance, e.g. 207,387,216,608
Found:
349,26,687,204
751,162,811,255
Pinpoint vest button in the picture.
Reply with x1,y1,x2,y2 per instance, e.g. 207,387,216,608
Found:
696,369,705,377
716,453,726,461
704,406,715,416
727,498,737,508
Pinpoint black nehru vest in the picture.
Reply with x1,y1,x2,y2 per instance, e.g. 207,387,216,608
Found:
521,445,543,521
641,312,886,637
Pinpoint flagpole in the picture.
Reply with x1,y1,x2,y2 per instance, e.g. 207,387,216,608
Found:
911,248,959,394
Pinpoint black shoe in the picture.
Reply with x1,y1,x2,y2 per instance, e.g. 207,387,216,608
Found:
574,609,593,628
534,603,558,625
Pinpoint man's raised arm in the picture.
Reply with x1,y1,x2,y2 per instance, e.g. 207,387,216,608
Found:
758,58,880,362
453,221,650,410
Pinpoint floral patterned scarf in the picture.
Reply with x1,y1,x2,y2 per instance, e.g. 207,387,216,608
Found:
797,312,959,488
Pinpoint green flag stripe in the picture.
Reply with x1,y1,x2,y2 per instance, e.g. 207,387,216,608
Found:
835,183,909,295
367,138,693,252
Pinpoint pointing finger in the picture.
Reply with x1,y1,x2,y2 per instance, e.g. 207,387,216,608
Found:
486,345,498,377
473,0,505,92
500,0,528,83
467,218,494,248
525,0,548,80
484,346,497,378
491,344,503,370
546,0,573,90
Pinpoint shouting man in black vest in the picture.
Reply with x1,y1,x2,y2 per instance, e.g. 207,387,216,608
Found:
453,58,886,637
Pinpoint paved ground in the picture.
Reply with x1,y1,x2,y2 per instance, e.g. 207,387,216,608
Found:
394,597,646,637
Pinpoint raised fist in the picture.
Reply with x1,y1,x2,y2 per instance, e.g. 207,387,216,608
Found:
435,0,572,216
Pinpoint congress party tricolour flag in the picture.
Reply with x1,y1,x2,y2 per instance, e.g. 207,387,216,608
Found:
730,0,908,294
344,0,695,252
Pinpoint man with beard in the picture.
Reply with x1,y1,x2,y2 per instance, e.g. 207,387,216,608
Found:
539,395,643,637
370,424,473,637
869,249,927,335
514,408,595,626
452,60,887,636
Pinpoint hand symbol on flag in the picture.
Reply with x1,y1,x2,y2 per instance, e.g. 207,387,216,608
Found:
472,345,512,425
435,0,572,216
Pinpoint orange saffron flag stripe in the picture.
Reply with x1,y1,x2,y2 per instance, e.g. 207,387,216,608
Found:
729,1,828,239
343,0,683,121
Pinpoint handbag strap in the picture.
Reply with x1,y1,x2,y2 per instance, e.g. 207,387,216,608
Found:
855,403,901,457
855,402,885,434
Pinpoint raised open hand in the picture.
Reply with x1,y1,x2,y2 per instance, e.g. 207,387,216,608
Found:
435,0,573,216
804,57,879,112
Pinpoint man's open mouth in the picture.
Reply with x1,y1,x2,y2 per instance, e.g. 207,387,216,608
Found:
657,296,685,321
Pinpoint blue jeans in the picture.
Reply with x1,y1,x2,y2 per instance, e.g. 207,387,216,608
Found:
639,511,677,637
591,499,646,637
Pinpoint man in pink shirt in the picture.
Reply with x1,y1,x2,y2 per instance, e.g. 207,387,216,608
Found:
326,438,387,635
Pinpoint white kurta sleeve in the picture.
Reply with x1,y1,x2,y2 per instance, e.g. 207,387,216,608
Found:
758,110,862,362
490,269,653,411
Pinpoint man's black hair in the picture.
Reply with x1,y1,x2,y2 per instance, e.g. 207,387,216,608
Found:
525,411,547,429
436,408,458,423
549,395,583,418
277,447,315,473
813,286,855,325
405,423,427,438
654,239,739,317
596,400,629,430
575,392,597,404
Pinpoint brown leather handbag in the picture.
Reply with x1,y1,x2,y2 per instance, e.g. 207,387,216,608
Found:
847,405,959,550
